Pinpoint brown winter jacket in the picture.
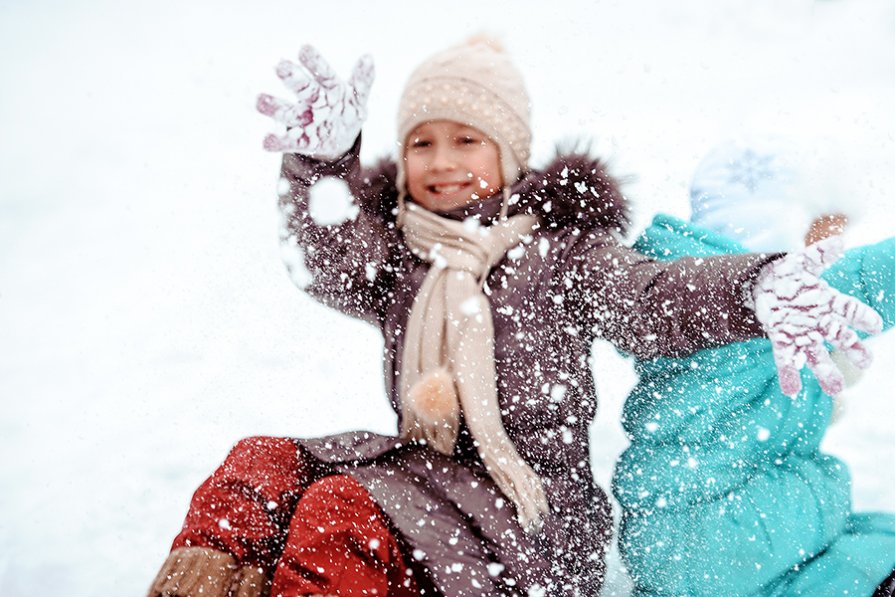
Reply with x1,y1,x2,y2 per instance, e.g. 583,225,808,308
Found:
277,138,775,596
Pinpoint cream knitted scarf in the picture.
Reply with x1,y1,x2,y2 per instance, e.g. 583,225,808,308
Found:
398,201,549,533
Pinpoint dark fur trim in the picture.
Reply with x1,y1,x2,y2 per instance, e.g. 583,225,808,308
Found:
514,151,630,235
358,152,629,235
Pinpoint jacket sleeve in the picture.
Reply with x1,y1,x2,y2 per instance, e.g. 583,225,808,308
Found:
277,137,400,325
824,237,895,331
558,230,778,359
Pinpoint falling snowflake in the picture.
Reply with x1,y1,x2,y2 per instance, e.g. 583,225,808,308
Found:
308,176,359,225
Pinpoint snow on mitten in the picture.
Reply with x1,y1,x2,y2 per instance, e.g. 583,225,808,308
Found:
752,236,882,397
257,45,374,159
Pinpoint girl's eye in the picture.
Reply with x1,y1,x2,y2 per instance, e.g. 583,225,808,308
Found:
459,136,479,145
410,139,431,149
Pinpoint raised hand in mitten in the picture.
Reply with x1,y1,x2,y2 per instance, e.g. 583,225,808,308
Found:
257,45,374,159
752,236,883,397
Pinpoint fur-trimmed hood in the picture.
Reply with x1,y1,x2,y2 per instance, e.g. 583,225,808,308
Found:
359,152,630,236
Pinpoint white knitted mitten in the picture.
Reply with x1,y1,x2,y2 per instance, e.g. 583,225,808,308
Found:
257,45,374,159
752,236,882,396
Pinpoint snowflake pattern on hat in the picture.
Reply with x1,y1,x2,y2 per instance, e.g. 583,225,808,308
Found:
689,140,812,252
726,149,776,193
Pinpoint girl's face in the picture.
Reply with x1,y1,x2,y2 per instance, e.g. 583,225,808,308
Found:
404,120,503,212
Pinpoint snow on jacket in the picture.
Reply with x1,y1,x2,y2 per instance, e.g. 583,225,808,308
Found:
277,139,775,596
613,213,895,596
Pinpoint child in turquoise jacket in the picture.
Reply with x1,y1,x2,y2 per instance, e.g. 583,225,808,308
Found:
612,140,895,596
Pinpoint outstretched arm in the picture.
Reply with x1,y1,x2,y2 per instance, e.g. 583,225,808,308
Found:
561,230,776,359
259,46,400,324
276,144,400,324
561,232,881,395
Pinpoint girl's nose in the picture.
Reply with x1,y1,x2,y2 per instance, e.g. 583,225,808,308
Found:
429,144,456,171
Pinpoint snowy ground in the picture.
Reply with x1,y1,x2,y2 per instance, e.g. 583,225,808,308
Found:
1,1,894,595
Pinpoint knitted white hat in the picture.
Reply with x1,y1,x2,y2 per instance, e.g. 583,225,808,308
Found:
688,138,854,252
396,36,532,199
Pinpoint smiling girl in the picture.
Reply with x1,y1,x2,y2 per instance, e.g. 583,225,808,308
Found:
148,37,881,597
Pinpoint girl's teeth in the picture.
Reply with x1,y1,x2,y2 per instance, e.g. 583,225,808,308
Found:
434,184,463,193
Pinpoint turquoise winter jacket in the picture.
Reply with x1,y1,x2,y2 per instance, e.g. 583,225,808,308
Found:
612,214,895,596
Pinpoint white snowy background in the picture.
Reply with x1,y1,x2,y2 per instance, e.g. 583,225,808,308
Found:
1,0,894,594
